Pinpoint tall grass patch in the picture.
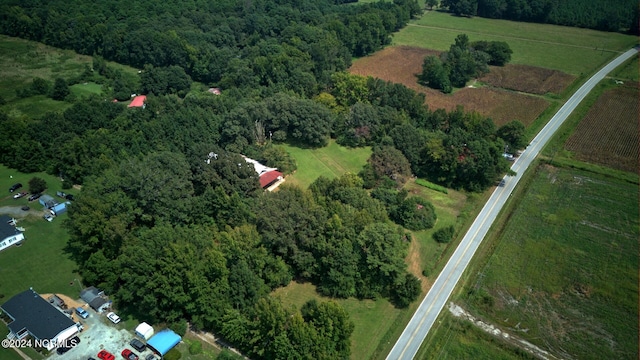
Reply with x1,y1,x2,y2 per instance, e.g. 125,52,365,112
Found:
459,165,638,359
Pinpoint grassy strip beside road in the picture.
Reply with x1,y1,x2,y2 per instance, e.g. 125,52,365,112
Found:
392,11,637,75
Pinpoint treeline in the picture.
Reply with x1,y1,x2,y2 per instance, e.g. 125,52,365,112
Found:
442,0,639,34
0,0,421,94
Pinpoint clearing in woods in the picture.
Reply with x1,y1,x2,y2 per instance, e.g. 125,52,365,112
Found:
564,85,639,173
349,46,550,127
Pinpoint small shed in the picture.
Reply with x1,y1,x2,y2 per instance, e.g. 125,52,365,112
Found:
51,202,70,216
39,195,57,209
147,329,181,356
135,322,155,340
128,95,147,108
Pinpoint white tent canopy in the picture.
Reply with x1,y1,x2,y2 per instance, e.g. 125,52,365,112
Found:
135,322,154,340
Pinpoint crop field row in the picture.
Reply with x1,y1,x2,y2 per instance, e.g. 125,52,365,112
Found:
564,86,639,173
349,46,549,127
479,64,575,95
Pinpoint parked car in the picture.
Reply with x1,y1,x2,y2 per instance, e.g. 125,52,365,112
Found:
107,311,121,324
65,194,75,201
121,349,139,360
28,193,41,201
56,336,80,355
98,350,116,360
76,307,90,319
21,206,30,211
130,339,146,352
9,183,22,192
145,355,156,360
13,191,27,199
43,214,54,222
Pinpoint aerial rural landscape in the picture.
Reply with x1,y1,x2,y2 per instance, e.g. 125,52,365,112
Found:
0,0,637,359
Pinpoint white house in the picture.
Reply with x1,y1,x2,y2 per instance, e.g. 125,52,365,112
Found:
0,215,25,252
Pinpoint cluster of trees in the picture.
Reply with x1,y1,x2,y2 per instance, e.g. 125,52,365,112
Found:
441,0,639,34
16,77,71,101
0,0,422,96
419,34,512,92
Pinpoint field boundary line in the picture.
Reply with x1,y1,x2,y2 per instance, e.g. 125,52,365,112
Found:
406,23,623,53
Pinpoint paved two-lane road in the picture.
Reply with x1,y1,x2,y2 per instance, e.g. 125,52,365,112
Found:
387,47,639,360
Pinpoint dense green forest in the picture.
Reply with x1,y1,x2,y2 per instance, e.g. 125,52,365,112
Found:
0,0,525,358
441,0,639,34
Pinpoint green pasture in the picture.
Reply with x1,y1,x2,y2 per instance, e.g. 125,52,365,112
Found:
610,55,639,82
281,140,372,189
70,82,103,98
448,165,639,359
392,11,638,75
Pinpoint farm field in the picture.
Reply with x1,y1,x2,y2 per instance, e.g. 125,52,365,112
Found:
440,165,639,359
564,85,639,173
479,64,575,95
393,11,638,75
281,140,372,189
349,46,550,126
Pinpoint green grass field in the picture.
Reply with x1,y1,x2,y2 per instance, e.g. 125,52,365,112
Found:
439,165,639,359
70,82,103,98
609,55,639,82
392,11,638,75
281,140,372,189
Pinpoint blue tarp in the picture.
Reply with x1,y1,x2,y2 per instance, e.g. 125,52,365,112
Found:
147,329,181,356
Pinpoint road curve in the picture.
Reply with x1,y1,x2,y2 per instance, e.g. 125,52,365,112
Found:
386,47,638,360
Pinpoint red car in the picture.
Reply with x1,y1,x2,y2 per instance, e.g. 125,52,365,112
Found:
98,350,116,360
122,349,139,360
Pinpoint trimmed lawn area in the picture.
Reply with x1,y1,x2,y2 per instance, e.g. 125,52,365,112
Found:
70,82,103,98
392,11,637,75
281,140,371,189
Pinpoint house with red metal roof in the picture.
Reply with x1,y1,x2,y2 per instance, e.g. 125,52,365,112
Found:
128,95,147,108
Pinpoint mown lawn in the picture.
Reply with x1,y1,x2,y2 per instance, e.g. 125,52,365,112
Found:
392,11,638,75
281,140,372,189
70,82,103,98
449,165,639,359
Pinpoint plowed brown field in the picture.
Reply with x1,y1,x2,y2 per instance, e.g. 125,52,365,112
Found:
564,86,639,173
480,64,575,95
349,46,550,127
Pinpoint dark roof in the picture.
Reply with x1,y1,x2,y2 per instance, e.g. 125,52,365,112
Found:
1,289,76,340
88,296,107,311
259,170,283,188
0,215,20,241
80,286,101,303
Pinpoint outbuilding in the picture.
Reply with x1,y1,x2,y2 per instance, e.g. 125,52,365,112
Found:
39,194,57,209
51,202,70,216
147,329,181,357
135,322,154,340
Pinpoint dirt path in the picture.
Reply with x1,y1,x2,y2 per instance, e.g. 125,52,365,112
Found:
188,329,246,359
406,235,431,294
448,302,561,360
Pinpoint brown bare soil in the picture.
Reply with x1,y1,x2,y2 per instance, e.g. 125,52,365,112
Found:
480,64,576,95
564,86,639,173
349,46,549,127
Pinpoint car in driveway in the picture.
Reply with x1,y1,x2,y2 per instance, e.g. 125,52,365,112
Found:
129,338,146,352
98,350,116,360
107,312,121,324
12,191,27,199
121,349,139,360
28,193,41,201
76,307,90,319
9,183,22,192
56,336,80,355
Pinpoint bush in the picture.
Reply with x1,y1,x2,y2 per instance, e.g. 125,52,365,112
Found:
393,197,437,230
28,177,47,194
61,180,73,190
415,178,448,194
433,225,455,243
188,340,202,355
169,319,188,336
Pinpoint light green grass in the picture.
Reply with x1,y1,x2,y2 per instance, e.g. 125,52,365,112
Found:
273,282,404,360
392,11,638,75
609,55,639,82
451,166,639,359
0,164,81,301
281,140,372,189
70,82,103,98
